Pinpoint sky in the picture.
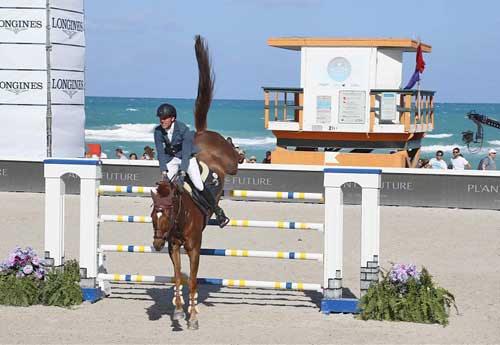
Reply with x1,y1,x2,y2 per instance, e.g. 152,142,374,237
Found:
85,0,500,103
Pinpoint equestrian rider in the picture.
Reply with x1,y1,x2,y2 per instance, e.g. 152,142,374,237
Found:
153,103,229,228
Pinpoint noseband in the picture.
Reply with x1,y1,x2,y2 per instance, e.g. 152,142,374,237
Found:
153,189,182,241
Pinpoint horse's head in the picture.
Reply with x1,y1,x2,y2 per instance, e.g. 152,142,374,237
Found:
151,181,181,251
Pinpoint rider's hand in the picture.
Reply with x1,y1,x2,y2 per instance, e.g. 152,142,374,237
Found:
176,170,186,187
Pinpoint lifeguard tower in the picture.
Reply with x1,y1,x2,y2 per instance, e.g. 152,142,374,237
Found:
263,38,435,167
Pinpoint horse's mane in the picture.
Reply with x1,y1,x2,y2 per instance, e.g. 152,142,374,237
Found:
194,35,214,133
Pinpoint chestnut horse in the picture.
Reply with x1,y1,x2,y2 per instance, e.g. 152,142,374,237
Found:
150,36,238,330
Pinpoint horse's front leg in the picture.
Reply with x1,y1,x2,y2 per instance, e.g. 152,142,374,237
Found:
168,242,185,321
186,247,201,330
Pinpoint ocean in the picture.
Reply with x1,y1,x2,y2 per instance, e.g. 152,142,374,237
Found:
85,96,500,168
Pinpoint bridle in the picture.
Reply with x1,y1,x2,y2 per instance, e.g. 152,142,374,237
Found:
153,187,182,242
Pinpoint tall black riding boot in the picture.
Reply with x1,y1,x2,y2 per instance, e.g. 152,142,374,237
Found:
201,188,229,228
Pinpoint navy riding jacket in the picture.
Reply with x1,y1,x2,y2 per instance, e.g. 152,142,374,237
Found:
154,120,199,173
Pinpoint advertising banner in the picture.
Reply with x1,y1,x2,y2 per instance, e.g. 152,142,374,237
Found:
50,9,85,46
0,70,46,105
0,1,85,159
50,70,85,105
0,9,45,44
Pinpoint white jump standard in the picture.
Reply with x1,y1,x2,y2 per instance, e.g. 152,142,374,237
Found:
321,167,381,314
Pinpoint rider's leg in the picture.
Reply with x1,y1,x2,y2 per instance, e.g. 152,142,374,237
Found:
166,157,181,181
186,157,229,228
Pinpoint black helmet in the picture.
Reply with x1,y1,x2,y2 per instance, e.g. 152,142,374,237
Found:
156,103,177,118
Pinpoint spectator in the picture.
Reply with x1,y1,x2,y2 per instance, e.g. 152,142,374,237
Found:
262,150,271,164
238,149,247,164
115,148,127,160
477,149,497,170
450,147,471,170
248,155,257,163
428,150,447,169
142,146,155,160
129,153,138,160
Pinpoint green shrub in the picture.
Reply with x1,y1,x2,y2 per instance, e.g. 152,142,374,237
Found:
358,266,458,326
39,260,83,307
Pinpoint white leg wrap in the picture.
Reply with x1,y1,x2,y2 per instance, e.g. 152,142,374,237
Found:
171,284,184,305
187,292,199,313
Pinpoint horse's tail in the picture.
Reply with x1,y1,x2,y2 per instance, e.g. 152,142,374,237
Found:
194,35,214,133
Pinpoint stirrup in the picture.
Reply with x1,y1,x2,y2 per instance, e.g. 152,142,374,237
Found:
217,214,230,228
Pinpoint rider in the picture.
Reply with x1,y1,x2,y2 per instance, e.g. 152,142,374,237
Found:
153,103,229,228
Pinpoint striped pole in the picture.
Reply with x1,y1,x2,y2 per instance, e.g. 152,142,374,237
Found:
99,214,323,231
99,185,154,195
97,273,322,292
99,244,323,261
228,190,324,202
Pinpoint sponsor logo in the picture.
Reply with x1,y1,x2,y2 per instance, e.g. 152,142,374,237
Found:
51,78,84,98
467,184,499,193
0,81,43,95
0,19,43,34
103,172,139,182
0,168,7,177
51,17,84,39
225,176,273,186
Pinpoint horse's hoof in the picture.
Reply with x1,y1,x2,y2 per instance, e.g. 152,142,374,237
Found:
187,319,199,330
173,310,185,321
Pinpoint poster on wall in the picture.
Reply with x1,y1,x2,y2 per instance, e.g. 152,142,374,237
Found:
316,96,332,124
338,90,367,124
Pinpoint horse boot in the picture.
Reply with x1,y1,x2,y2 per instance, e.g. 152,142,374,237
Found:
201,188,229,228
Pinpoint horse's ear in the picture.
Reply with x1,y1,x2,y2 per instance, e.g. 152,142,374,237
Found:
151,189,159,205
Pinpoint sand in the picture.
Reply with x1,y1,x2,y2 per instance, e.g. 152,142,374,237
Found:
0,192,499,344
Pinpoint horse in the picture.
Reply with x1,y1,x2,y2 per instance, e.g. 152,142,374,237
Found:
150,35,239,330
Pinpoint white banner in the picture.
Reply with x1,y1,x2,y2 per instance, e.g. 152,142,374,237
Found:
0,71,46,105
51,45,85,71
50,9,85,46
51,0,84,13
0,105,46,158
0,44,46,70
0,9,46,44
51,70,85,105
52,105,85,157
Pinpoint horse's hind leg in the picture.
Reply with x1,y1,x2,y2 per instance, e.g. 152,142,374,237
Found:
186,248,201,330
169,243,185,321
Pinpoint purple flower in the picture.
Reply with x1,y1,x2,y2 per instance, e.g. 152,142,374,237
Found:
34,269,44,280
31,256,40,266
22,265,33,275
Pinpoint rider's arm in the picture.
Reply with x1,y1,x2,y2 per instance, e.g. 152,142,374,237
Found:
179,124,194,172
154,127,168,174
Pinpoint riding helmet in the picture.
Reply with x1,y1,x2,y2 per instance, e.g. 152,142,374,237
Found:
156,103,177,118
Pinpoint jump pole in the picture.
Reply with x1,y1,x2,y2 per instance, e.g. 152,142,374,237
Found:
321,167,381,314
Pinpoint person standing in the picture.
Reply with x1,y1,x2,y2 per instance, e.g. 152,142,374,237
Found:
153,103,229,227
477,149,497,170
450,147,471,170
115,148,127,160
428,150,447,169
262,150,271,164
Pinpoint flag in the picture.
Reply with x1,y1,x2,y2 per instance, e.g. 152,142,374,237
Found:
404,43,426,89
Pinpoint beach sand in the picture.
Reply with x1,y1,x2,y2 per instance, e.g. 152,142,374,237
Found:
0,192,499,344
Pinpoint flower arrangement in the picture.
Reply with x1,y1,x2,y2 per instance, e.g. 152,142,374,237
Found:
0,246,45,280
358,263,457,326
0,246,82,307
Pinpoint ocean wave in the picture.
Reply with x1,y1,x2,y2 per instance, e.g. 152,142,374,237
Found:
85,123,155,142
425,133,453,139
488,140,500,146
126,108,139,112
421,144,498,154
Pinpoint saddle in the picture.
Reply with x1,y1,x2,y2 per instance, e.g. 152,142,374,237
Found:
181,160,223,217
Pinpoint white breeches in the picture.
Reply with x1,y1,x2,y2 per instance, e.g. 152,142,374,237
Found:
166,157,204,191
